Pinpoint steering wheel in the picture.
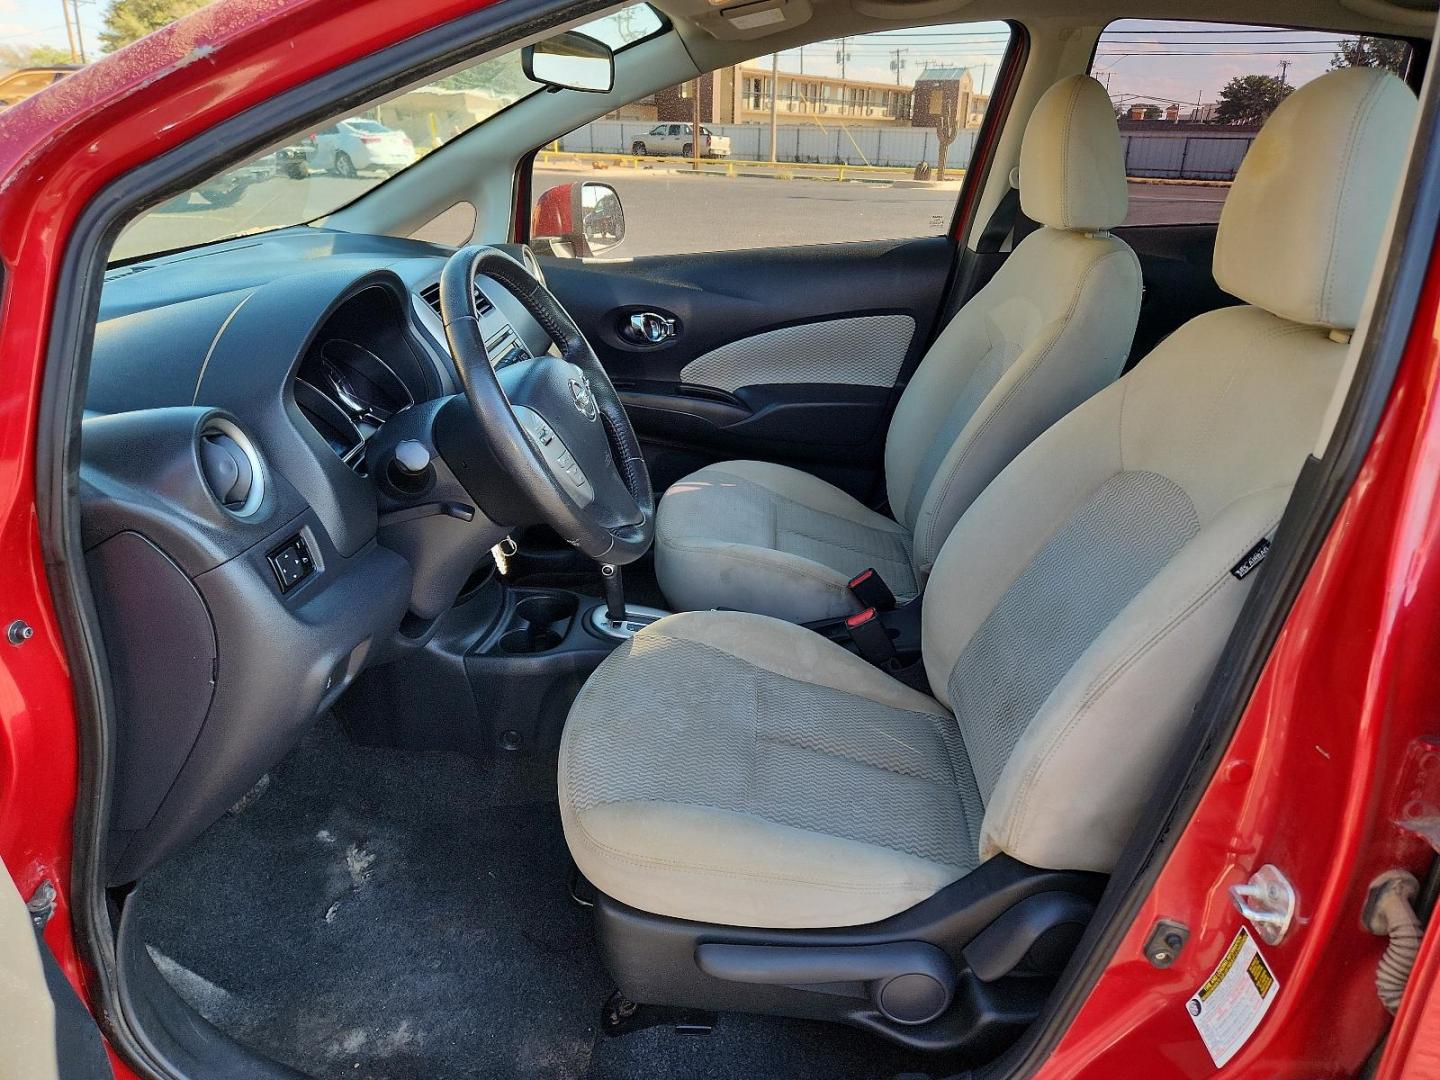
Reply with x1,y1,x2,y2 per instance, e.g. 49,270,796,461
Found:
438,245,654,564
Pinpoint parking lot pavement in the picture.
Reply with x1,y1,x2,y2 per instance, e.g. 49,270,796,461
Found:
112,166,1227,263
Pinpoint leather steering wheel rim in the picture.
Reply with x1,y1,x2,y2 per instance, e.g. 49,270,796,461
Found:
438,245,654,564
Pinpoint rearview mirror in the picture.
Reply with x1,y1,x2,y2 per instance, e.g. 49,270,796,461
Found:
532,181,626,258
522,32,615,94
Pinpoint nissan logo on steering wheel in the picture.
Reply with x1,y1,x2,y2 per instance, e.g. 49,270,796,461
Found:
570,376,598,421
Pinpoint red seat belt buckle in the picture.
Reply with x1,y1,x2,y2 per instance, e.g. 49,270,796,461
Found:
848,568,896,611
845,607,897,667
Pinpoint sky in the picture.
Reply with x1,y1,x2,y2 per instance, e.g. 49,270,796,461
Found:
0,0,103,58
0,3,1378,107
757,19,1365,106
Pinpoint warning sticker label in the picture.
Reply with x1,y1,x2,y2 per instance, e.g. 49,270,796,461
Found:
1186,926,1279,1068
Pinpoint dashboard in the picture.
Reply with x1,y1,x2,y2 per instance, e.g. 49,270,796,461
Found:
83,226,551,884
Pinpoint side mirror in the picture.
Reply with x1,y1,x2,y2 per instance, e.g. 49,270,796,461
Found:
522,31,615,94
532,181,626,258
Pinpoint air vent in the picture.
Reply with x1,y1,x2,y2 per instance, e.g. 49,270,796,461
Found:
419,279,493,320
198,418,265,517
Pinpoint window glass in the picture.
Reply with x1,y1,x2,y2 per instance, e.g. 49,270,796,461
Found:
1092,20,1412,226
110,4,665,263
536,22,1013,258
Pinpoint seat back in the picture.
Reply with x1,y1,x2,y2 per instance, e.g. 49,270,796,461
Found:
920,68,1417,874
884,75,1141,577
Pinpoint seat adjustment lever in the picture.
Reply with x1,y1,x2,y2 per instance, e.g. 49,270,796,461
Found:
695,941,956,1026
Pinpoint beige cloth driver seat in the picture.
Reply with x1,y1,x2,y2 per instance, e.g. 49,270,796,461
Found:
653,75,1143,623
562,67,1414,959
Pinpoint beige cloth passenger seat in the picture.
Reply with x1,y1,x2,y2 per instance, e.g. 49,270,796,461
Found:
653,75,1143,622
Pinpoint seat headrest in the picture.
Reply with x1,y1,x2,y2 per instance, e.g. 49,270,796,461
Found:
1214,68,1416,331
1019,75,1128,232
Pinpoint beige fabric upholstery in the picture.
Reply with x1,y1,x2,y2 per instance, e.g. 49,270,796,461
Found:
1018,75,1128,231
654,460,916,621
886,227,1140,573
559,611,979,927
1214,67,1416,331
0,858,60,1080
654,74,1140,621
563,69,1415,928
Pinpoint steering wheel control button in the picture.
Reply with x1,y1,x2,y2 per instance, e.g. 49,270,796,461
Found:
267,534,315,593
514,406,595,508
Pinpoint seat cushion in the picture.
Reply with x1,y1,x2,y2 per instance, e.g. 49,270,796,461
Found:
559,611,983,928
654,460,916,622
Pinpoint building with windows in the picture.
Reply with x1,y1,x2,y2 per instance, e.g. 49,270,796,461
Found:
604,64,988,130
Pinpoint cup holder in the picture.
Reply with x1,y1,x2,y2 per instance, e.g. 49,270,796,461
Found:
490,592,580,655
499,628,563,654
514,595,578,625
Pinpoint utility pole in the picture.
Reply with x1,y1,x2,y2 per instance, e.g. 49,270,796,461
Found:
691,75,701,173
71,0,87,62
769,53,779,164
1277,58,1292,89
60,0,80,63
889,48,908,86
835,38,850,81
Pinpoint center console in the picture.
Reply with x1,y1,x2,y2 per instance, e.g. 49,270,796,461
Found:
337,564,667,759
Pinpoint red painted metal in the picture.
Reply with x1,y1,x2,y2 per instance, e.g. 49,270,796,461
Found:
0,0,499,1073
0,0,1436,1076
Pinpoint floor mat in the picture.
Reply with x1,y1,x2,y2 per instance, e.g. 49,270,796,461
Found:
130,717,941,1080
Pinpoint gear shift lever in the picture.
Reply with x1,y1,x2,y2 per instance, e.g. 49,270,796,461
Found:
600,563,626,626
589,562,669,641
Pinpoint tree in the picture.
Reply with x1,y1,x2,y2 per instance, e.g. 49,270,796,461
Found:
98,0,210,53
1211,74,1292,126
0,43,77,70
1330,35,1409,76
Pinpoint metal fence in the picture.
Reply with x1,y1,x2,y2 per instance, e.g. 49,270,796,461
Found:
562,120,1256,180
561,121,980,169
1120,132,1255,180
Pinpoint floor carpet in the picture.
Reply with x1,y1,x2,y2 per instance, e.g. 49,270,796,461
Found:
129,718,940,1080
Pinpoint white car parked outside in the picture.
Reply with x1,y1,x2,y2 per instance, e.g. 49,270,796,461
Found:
312,118,416,177
629,123,732,158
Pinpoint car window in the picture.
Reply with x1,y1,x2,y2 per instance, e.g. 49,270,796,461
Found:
1093,19,1412,226
110,3,666,262
539,21,1014,258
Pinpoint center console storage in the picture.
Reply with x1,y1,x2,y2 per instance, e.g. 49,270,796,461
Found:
337,575,641,759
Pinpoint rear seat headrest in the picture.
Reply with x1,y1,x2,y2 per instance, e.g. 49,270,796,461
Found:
1214,67,1417,332
1019,75,1128,232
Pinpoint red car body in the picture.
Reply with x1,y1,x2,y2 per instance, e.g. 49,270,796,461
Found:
0,2,1437,1076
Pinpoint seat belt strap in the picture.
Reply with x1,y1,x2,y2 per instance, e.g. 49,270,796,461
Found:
976,184,1023,254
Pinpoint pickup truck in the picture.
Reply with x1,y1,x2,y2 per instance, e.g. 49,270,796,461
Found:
630,122,732,158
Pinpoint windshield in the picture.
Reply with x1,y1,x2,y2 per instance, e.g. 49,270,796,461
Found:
110,4,664,263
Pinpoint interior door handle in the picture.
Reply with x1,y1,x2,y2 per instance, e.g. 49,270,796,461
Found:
623,311,676,345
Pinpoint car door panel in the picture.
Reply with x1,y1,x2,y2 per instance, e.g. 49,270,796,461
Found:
540,234,952,496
